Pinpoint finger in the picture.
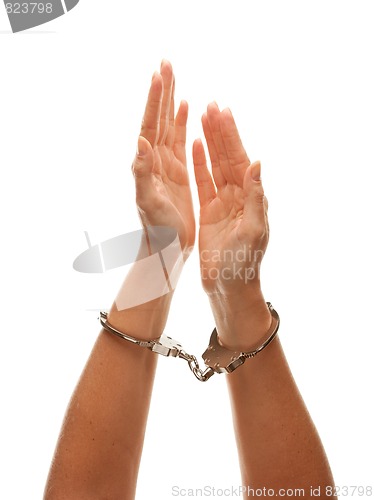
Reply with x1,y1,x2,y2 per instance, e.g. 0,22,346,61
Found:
202,112,226,189
140,72,163,147
240,161,267,239
132,136,156,205
264,195,270,234
165,75,175,147
206,102,235,185
173,100,188,165
220,108,250,187
159,60,173,145
193,139,216,207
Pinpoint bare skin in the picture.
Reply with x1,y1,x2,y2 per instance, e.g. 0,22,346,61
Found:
193,104,335,498
44,62,335,499
44,60,195,500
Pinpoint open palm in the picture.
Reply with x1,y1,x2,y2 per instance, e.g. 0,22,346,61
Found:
193,103,269,294
133,61,195,257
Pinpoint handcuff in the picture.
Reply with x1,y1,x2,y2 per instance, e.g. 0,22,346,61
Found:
99,302,280,382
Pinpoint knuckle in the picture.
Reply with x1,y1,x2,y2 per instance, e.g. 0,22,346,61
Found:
252,224,267,241
264,195,269,211
217,151,228,164
254,188,265,206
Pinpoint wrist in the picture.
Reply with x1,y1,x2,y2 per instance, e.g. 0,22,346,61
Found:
208,286,272,351
107,292,173,340
108,236,184,339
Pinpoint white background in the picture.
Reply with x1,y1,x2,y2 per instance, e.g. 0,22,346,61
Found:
1,1,373,498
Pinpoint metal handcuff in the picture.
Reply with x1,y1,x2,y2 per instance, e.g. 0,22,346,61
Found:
99,303,280,382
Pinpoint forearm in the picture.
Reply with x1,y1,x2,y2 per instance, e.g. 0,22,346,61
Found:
44,277,174,500
44,59,193,500
210,291,334,498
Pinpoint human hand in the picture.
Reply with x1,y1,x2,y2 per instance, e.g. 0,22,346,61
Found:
107,62,195,337
132,60,195,259
193,103,271,349
193,103,268,296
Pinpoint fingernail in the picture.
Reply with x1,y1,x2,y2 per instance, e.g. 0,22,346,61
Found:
251,162,261,181
152,71,158,82
208,101,219,111
137,137,147,157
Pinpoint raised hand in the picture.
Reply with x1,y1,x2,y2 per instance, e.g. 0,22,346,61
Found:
132,60,195,258
193,103,268,295
193,103,271,349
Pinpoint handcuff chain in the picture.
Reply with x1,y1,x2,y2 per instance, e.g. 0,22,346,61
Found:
178,350,215,382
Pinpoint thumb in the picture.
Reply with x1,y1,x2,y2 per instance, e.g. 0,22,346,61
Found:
132,136,155,202
242,161,267,233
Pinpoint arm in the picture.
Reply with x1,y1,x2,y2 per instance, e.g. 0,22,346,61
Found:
44,60,195,500
193,103,335,498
